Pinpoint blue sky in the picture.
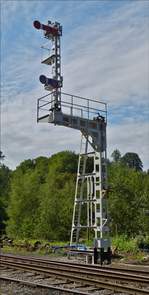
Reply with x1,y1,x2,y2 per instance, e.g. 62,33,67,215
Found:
1,0,149,170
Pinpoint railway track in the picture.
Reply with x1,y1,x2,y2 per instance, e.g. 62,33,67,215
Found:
1,254,149,294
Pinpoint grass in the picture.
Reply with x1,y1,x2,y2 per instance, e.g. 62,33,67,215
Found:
1,239,70,257
12,238,69,247
112,235,138,253
2,235,149,264
2,244,68,258
111,235,149,263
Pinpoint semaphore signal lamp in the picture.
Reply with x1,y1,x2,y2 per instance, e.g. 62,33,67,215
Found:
39,75,62,90
33,20,60,36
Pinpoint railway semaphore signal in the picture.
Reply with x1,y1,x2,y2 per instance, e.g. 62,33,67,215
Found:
33,20,61,36
33,19,111,265
34,20,62,110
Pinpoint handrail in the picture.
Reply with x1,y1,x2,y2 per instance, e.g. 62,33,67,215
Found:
37,91,107,107
61,92,107,106
37,91,107,122
61,100,106,114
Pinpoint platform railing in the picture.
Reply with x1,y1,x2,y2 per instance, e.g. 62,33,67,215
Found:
37,91,107,122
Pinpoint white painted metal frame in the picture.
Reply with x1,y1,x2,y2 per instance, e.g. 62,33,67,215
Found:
41,21,62,108
70,134,109,246
35,20,110,250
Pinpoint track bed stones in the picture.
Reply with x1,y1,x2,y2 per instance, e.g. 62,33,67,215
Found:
1,253,149,294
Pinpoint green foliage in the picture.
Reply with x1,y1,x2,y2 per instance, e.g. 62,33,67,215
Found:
108,162,149,236
49,151,78,173
111,149,121,163
6,151,77,240
121,152,143,171
7,171,41,238
0,164,11,233
0,151,5,162
112,235,138,253
1,149,148,242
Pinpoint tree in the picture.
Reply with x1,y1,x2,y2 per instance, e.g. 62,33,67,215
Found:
49,151,78,174
6,168,45,238
108,162,149,236
6,150,149,240
0,151,5,166
111,149,121,163
0,164,11,233
6,151,77,240
121,152,143,171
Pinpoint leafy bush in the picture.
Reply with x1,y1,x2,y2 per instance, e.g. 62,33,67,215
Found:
112,235,138,253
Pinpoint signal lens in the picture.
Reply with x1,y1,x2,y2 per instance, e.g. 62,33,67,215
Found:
33,20,41,29
39,75,46,84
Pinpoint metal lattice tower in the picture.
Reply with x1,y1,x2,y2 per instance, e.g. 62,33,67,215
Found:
70,133,109,246
33,20,62,108
33,20,111,251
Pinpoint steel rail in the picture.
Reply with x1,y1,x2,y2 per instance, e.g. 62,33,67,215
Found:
0,276,91,295
1,260,149,295
1,254,149,279
2,254,149,275
2,259,148,284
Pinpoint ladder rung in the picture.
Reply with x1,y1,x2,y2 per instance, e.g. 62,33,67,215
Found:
75,199,96,203
80,152,95,157
78,173,95,178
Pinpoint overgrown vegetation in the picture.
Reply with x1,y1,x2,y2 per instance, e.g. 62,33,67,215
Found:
0,164,11,233
0,150,149,246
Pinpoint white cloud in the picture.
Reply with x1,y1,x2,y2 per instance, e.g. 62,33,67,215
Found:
1,0,149,170
108,121,149,170
1,90,81,169
63,8,149,106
